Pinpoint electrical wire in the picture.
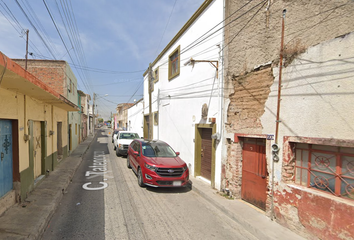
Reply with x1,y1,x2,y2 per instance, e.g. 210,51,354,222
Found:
153,0,177,57
14,0,57,59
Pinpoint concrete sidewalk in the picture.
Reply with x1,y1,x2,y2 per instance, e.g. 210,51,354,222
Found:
0,134,95,240
0,131,304,240
191,177,305,240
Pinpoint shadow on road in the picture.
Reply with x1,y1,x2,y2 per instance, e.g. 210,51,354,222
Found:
145,181,192,194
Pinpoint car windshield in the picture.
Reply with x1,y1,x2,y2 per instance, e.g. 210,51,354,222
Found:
119,133,139,139
142,142,177,157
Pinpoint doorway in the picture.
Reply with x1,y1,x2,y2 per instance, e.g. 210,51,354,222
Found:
0,120,13,198
241,138,268,211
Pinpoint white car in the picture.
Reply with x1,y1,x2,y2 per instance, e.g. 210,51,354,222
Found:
114,131,140,156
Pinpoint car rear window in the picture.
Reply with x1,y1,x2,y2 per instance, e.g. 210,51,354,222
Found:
120,133,139,139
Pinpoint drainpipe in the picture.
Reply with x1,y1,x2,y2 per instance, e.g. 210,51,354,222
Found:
271,9,286,221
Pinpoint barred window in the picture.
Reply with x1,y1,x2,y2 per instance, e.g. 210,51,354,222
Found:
295,143,354,200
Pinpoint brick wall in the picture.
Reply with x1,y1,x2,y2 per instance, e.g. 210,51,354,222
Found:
223,2,354,237
13,60,66,96
222,141,243,198
223,0,354,199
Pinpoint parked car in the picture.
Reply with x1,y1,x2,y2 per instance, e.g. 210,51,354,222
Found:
127,139,189,188
111,129,119,143
115,131,140,156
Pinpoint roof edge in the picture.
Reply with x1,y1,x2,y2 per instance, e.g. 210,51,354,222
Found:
143,0,214,76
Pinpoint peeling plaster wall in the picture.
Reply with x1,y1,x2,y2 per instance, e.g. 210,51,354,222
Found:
224,0,354,238
274,184,354,240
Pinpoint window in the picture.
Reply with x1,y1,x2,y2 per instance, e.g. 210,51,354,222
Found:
154,67,159,83
120,133,139,140
295,143,354,200
132,141,140,154
154,111,158,126
69,79,72,93
168,46,180,80
75,124,77,135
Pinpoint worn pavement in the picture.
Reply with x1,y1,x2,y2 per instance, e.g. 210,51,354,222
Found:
0,130,305,240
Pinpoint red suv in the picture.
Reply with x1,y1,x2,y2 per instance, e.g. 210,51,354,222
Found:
127,139,189,187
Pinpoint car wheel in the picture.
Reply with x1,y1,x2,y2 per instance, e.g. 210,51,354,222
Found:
137,168,144,187
127,156,131,169
116,148,120,157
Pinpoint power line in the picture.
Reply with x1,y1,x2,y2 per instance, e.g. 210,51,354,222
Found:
14,0,57,59
153,0,177,57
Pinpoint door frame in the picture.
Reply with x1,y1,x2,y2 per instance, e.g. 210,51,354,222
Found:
194,124,216,188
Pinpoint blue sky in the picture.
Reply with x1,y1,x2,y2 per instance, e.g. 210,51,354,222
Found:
0,0,205,120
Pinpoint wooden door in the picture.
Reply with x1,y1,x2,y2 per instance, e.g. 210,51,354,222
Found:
0,120,13,198
33,121,42,179
241,138,267,211
200,128,212,181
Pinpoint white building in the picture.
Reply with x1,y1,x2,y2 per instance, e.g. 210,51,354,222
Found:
127,99,144,137
143,0,224,189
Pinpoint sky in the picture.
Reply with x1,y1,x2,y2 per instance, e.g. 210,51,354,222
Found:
0,0,205,120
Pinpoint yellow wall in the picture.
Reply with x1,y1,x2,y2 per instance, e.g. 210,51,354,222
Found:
0,88,68,173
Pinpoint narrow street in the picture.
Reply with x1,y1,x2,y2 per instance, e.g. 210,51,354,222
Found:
42,128,257,240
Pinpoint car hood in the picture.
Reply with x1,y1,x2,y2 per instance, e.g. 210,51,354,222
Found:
119,139,134,145
145,156,186,167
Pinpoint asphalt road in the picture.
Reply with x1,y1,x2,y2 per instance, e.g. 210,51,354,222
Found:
42,128,257,240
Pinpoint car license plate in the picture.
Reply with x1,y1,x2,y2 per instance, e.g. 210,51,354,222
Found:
173,181,182,186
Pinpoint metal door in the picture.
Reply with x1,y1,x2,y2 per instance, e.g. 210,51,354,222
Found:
33,121,42,179
0,120,13,198
201,128,212,181
241,138,267,211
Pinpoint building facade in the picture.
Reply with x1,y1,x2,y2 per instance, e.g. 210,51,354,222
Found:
116,103,134,130
13,59,81,154
0,53,78,215
142,0,224,188
127,99,144,137
78,90,91,141
223,1,354,239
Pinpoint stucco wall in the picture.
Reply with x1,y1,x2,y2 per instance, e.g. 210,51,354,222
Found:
224,0,354,237
262,33,354,140
127,101,144,137
224,0,354,196
0,89,68,173
144,0,224,187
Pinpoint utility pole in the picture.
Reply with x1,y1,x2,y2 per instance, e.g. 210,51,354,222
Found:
148,63,153,140
25,30,29,70
271,9,286,222
92,93,95,133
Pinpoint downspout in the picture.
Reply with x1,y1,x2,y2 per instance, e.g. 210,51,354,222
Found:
24,95,28,142
271,9,286,221
219,0,225,189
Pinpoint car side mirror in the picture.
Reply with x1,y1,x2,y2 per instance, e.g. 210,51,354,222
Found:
176,152,180,156
133,150,139,156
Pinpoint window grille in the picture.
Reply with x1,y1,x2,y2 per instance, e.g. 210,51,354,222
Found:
295,143,354,200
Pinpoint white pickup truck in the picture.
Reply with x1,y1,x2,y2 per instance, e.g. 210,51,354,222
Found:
113,131,140,156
